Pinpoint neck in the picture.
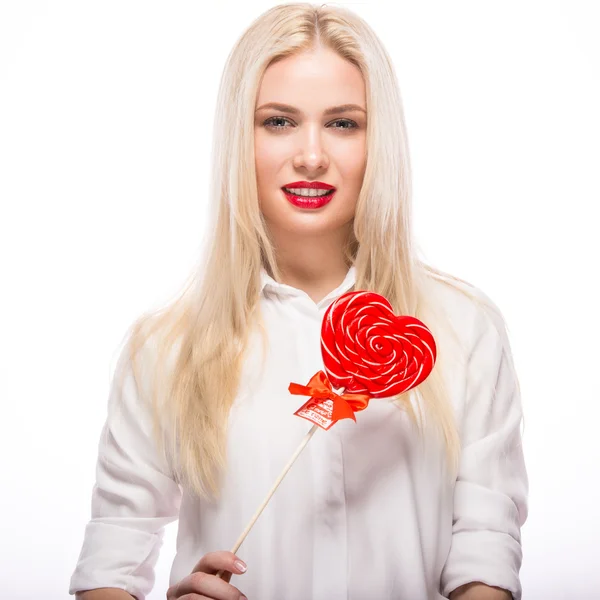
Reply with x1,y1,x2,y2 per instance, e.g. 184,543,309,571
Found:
269,225,353,302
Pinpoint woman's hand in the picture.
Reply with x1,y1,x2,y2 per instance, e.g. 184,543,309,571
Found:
166,551,248,599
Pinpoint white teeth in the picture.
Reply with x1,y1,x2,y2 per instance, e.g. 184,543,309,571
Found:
284,187,332,197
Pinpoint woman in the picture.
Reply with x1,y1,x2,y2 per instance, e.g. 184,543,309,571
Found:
70,3,528,600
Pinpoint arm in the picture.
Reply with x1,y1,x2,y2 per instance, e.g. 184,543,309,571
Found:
69,338,182,599
440,299,528,600
76,590,137,600
449,581,512,599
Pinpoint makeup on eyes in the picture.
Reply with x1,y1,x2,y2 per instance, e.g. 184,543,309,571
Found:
263,116,358,132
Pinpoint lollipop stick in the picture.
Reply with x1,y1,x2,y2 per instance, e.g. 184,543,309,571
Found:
233,422,318,553
215,423,318,578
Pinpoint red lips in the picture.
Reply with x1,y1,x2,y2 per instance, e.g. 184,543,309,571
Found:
282,181,336,190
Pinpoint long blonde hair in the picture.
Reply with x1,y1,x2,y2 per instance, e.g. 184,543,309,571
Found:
120,2,504,501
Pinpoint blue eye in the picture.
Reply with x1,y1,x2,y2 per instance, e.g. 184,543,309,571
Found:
330,119,358,130
263,117,358,132
263,116,290,129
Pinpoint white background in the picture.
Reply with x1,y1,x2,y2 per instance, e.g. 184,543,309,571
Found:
1,1,598,598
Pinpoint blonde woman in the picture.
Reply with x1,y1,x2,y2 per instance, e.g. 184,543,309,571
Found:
70,3,528,600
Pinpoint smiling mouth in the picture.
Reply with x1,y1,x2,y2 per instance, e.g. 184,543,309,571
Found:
281,187,335,197
281,187,336,209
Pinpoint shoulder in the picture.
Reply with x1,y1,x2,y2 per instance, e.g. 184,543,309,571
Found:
418,267,511,354
111,317,182,412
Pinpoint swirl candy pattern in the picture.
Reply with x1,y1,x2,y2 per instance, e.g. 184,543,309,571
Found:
321,290,437,399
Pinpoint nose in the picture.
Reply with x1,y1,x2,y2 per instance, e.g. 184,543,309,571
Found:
292,125,330,172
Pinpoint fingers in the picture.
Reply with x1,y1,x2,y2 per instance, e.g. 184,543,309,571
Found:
191,551,247,577
217,570,233,584
169,571,247,599
164,551,248,599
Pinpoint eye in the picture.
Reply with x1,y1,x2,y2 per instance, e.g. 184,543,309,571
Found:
263,116,291,130
330,119,358,130
262,116,359,132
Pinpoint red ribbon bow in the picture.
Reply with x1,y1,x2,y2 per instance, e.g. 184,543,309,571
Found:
288,370,371,423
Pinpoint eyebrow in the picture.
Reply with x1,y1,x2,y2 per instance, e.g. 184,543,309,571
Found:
255,102,366,116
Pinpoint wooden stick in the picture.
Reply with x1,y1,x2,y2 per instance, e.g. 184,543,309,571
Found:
215,422,318,578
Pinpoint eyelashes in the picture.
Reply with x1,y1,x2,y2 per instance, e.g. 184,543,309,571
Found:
262,116,359,132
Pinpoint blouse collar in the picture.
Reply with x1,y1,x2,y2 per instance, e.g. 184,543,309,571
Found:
260,265,357,305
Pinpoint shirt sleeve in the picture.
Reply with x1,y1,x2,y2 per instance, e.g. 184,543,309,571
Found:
69,338,183,600
440,299,529,600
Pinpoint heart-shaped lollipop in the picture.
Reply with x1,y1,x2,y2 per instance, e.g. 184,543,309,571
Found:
290,290,437,430
321,290,436,398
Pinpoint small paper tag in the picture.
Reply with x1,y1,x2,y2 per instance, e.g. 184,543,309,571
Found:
294,397,336,430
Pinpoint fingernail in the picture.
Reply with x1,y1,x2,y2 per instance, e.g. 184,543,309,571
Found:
234,559,247,572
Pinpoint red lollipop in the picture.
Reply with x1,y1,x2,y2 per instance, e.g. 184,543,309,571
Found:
291,290,436,430
321,290,436,397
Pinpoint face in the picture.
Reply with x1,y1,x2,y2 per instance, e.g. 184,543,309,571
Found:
254,47,367,240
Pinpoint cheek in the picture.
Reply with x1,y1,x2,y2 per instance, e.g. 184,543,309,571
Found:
254,144,269,177
254,133,271,177
334,140,366,182
255,153,280,191
255,134,287,173
342,159,367,186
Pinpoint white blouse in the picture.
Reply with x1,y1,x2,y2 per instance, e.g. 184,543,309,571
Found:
69,266,528,600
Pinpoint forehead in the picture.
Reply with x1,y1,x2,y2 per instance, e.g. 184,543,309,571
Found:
256,48,366,106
